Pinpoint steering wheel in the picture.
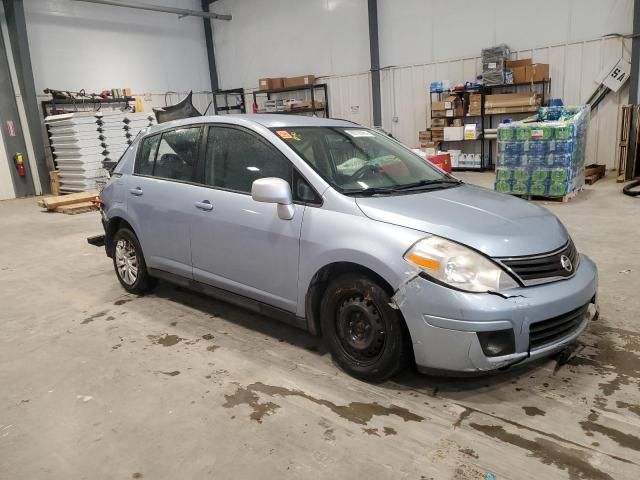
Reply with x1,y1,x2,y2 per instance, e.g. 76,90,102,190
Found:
349,163,378,181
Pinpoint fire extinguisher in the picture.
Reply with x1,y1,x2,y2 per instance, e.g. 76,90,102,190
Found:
14,153,26,177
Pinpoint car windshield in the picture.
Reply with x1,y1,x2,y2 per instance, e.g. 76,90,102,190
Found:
271,126,458,195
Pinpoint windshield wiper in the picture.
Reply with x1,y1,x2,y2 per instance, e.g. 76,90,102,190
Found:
342,186,398,196
392,178,462,191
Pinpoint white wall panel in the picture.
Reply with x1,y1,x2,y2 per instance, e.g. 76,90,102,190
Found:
24,0,210,93
211,0,370,89
381,38,631,168
378,0,633,67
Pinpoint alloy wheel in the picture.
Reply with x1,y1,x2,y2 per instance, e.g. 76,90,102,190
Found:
114,238,139,286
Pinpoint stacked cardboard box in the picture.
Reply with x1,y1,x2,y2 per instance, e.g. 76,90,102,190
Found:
494,106,589,198
468,94,482,115
432,95,464,118
258,75,315,90
506,59,550,84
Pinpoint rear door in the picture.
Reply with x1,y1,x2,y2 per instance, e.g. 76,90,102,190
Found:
189,124,305,312
126,126,203,278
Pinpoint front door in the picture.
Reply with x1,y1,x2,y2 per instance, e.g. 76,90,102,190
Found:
190,125,303,312
126,126,202,278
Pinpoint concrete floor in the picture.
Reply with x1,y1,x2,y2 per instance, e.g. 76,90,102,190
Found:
1,173,639,480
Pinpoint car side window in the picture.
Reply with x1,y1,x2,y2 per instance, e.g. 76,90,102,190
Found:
135,134,160,175
204,126,291,193
153,127,200,182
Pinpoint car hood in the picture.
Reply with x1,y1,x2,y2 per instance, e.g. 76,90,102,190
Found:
355,184,568,257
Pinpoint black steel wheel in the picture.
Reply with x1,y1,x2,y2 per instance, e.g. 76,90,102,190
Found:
320,273,410,382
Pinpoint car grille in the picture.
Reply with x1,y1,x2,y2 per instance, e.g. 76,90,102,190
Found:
496,240,578,286
529,303,589,350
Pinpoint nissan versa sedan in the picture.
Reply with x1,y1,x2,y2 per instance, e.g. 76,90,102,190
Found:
97,114,598,381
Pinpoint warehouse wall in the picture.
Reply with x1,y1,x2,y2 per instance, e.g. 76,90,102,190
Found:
24,0,211,93
378,0,633,68
381,37,631,168
210,0,371,89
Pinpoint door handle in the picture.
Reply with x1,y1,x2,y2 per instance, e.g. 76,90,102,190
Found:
194,200,213,211
129,187,143,196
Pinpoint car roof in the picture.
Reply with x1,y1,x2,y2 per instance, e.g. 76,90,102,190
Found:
144,114,359,135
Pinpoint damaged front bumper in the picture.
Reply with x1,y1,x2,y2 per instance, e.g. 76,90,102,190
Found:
393,254,598,373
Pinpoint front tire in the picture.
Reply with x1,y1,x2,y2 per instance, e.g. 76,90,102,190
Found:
320,274,409,382
112,228,156,294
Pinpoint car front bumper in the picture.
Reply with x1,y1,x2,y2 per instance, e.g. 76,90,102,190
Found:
394,253,598,373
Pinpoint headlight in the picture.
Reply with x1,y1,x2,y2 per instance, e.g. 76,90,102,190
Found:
404,236,518,292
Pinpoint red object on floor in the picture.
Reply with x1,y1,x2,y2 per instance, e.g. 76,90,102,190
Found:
426,153,452,173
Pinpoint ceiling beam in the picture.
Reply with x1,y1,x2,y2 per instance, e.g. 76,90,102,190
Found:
71,0,232,20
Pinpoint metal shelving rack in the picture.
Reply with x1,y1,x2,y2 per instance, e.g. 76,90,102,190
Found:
41,96,135,117
251,83,329,117
429,78,551,171
213,88,246,115
430,88,486,171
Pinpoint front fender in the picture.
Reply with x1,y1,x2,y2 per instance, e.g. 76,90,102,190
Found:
297,207,425,319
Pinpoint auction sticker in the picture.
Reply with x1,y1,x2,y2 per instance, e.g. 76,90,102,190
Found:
276,130,292,139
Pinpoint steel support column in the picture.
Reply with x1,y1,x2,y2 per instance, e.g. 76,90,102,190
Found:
3,0,50,193
202,0,219,93
368,0,382,127
630,0,640,104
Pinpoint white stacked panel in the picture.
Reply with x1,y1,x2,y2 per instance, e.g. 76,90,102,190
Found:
98,111,129,165
124,112,156,145
45,113,105,192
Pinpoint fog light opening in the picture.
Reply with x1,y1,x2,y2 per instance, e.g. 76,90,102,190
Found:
477,329,515,357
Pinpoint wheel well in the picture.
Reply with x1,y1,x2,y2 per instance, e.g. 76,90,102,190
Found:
105,217,135,257
305,262,396,336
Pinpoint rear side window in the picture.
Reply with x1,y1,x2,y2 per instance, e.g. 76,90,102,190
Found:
134,127,200,182
136,134,160,175
154,127,200,182
204,126,291,193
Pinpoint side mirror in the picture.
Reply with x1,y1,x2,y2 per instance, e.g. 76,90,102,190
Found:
251,177,295,220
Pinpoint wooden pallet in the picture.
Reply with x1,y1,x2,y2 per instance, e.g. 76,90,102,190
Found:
510,188,581,203
54,202,98,215
584,164,606,185
38,191,99,211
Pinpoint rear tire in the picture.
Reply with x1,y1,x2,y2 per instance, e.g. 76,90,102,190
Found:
112,227,156,294
320,274,409,382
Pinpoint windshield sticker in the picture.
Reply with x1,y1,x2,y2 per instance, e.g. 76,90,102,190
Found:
346,129,375,138
276,130,292,139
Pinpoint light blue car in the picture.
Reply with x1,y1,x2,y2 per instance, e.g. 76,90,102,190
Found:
98,115,598,381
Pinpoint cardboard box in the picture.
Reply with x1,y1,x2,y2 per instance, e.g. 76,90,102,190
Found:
283,75,316,88
444,126,464,141
464,124,479,140
431,118,449,127
452,118,464,127
506,59,532,68
510,66,527,84
258,77,285,90
430,127,445,140
418,130,431,141
526,63,550,82
419,141,440,149
445,105,464,117
432,110,447,118
432,101,452,111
